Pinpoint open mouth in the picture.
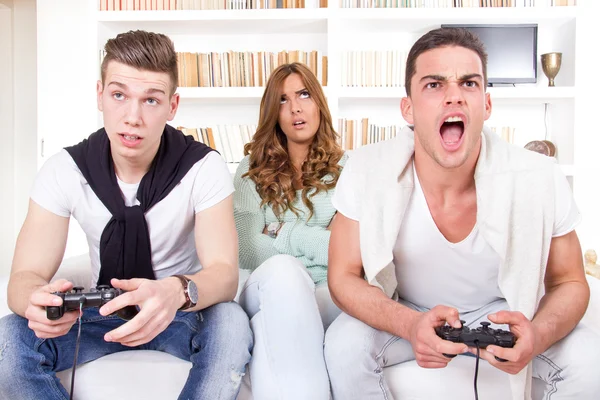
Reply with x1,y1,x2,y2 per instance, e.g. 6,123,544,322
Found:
120,134,141,142
293,120,306,128
440,116,465,147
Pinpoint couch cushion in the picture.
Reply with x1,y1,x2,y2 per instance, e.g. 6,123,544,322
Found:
56,351,190,400
55,349,508,400
385,356,509,399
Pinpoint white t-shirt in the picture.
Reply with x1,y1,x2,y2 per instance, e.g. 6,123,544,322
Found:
332,159,581,312
31,150,234,287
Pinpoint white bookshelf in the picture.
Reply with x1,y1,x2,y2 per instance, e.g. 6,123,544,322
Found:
177,86,332,99
337,86,576,100
96,8,329,22
334,5,577,24
177,86,265,99
36,0,600,255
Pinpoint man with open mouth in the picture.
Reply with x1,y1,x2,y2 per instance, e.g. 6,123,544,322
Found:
325,27,598,400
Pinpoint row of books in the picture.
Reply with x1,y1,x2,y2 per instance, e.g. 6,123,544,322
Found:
99,0,323,10
337,119,403,150
341,51,407,88
489,126,516,144
101,0,573,9
176,51,328,88
179,120,406,162
178,122,518,163
99,50,328,88
179,125,256,163
340,0,574,7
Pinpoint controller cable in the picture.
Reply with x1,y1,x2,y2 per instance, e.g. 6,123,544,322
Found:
473,340,480,400
69,299,84,400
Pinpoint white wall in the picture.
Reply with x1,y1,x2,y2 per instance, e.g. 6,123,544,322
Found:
13,0,38,259
0,1,15,275
36,0,98,259
574,0,600,252
0,0,38,276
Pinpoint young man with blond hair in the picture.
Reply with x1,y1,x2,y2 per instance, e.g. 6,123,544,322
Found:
0,30,252,399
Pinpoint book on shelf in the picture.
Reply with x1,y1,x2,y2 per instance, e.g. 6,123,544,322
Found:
339,0,575,8
98,50,328,88
99,0,323,11
337,118,404,150
177,51,327,88
489,126,516,144
178,124,256,164
342,51,407,88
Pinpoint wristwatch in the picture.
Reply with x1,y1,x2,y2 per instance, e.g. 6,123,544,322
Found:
172,275,198,311
267,222,281,238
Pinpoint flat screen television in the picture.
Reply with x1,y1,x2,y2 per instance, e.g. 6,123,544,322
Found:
440,24,538,86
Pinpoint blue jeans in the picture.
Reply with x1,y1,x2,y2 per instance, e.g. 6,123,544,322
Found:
0,302,253,400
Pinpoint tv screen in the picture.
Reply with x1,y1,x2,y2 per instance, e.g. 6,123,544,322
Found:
440,24,538,86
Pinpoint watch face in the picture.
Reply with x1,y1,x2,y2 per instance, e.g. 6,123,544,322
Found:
187,279,199,304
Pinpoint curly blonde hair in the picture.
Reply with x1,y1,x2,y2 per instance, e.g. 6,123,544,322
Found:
243,62,344,220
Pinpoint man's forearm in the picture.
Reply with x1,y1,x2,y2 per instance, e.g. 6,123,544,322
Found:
330,272,420,340
186,264,239,311
7,271,49,317
532,280,589,356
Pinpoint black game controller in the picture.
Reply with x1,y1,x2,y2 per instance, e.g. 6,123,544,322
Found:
46,285,139,321
435,320,516,362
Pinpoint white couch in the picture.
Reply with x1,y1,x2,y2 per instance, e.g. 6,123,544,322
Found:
1,255,599,400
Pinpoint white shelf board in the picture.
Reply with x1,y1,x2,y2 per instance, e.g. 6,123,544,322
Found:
336,6,577,33
97,8,328,22
338,86,405,98
488,86,575,100
337,5,576,19
97,8,328,35
177,86,265,99
177,86,331,99
97,6,576,24
337,86,575,101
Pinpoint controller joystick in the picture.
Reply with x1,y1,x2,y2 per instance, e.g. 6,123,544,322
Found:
46,286,139,321
435,320,516,362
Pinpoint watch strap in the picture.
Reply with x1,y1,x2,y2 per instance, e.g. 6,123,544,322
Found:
173,275,194,311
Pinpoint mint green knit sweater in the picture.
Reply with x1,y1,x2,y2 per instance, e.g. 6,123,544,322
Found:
233,153,347,285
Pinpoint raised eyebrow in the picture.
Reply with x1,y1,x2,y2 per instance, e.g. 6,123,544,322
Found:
459,74,484,82
106,82,166,96
281,88,308,98
107,81,128,90
145,88,166,96
419,75,447,83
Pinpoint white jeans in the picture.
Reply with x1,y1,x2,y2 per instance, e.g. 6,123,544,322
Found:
239,254,341,400
325,298,600,400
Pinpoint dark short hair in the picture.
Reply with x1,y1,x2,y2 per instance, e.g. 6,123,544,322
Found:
405,27,488,96
100,30,178,95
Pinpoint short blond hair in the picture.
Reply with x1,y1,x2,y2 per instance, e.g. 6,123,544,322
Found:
100,30,178,95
